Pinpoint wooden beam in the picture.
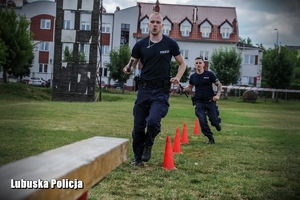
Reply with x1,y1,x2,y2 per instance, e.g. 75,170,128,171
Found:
0,136,129,200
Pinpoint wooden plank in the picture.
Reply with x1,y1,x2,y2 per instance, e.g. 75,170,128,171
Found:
0,136,129,200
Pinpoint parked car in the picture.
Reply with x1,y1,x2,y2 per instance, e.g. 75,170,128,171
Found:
28,77,47,87
112,83,126,89
8,76,18,83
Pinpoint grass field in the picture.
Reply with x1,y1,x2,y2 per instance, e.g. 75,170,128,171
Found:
0,83,300,200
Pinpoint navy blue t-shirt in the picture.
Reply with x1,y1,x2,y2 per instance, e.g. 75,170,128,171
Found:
189,70,219,99
131,35,181,81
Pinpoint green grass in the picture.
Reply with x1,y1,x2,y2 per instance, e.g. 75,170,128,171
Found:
0,83,300,200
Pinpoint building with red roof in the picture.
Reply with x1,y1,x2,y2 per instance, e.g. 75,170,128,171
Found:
1,0,263,89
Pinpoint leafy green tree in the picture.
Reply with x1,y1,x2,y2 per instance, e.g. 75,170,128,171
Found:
239,37,252,45
62,47,86,63
170,60,190,95
209,46,242,98
11,53,33,80
239,36,268,52
261,46,296,102
290,56,300,90
104,44,131,93
170,60,190,83
0,8,35,83
256,43,267,52
0,39,7,68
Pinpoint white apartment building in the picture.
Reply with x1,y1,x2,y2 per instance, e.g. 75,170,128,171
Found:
1,0,263,89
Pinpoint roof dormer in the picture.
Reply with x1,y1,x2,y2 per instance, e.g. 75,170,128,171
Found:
162,17,173,35
139,15,149,34
218,19,233,39
199,18,213,38
179,17,193,37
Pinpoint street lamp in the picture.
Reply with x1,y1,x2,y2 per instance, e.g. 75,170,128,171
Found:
274,28,279,46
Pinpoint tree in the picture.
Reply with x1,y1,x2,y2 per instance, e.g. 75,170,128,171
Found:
11,53,33,80
239,36,268,52
0,8,35,83
239,36,252,45
261,46,296,102
170,60,190,94
290,55,300,90
170,60,190,83
256,43,267,52
209,46,242,98
0,39,7,68
104,44,131,93
62,47,87,63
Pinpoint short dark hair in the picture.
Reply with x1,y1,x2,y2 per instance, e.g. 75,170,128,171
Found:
195,56,204,61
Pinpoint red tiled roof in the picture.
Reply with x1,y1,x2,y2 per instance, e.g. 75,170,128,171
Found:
134,2,239,43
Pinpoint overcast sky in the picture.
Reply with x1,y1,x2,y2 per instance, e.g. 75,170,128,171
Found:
102,0,300,49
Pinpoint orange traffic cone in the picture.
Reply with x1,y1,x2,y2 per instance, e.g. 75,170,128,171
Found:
163,136,176,170
181,123,189,144
193,119,200,135
173,128,182,154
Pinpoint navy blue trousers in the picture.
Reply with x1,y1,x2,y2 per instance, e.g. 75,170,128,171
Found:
132,85,170,161
195,100,221,139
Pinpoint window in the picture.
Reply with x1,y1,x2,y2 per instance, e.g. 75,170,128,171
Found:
221,28,230,38
41,19,51,29
102,23,111,33
200,51,209,61
244,55,255,64
201,26,211,38
64,20,71,29
180,50,189,60
101,45,109,55
40,42,49,51
62,43,73,61
62,43,73,52
162,24,171,35
80,21,91,31
249,77,254,85
181,25,190,37
79,44,90,62
104,68,107,77
79,44,90,55
39,64,48,73
120,23,130,44
141,23,148,34
242,76,255,85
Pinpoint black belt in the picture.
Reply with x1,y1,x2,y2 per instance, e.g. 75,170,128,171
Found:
196,97,213,103
140,79,165,87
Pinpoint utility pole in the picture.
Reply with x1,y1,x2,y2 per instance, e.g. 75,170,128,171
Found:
274,28,279,46
273,28,280,100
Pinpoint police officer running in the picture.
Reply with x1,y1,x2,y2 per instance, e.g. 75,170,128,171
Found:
183,57,222,144
123,12,186,167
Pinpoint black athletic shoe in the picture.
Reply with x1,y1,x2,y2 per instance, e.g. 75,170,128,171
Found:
216,124,221,131
206,138,215,144
141,146,152,162
131,160,144,167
